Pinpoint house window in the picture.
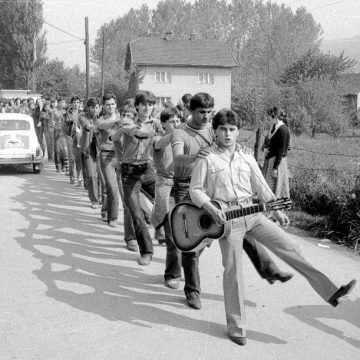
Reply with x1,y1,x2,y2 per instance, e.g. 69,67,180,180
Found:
156,97,172,107
155,72,171,83
198,73,214,84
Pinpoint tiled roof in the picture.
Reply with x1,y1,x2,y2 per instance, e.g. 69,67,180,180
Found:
125,37,238,70
339,73,360,95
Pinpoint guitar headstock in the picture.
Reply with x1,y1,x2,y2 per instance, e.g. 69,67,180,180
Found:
267,197,292,210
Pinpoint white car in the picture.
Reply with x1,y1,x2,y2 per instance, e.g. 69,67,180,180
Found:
0,113,43,173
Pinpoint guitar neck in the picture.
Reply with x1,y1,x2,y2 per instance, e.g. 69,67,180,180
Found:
224,203,266,220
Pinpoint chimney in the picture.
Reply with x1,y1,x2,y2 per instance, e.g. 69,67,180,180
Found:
189,33,196,40
164,31,173,40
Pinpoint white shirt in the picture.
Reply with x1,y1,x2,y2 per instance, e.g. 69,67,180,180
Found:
189,144,276,208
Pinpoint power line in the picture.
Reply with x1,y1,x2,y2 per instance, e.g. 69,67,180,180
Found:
47,39,84,46
310,0,351,11
43,20,84,41
292,146,360,158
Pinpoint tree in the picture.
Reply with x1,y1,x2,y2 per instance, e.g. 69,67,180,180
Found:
0,0,46,90
36,60,86,99
280,48,357,85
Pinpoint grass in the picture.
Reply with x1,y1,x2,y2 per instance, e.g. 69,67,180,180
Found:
237,128,360,248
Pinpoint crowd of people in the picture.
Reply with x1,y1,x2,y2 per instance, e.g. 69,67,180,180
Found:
1,91,356,346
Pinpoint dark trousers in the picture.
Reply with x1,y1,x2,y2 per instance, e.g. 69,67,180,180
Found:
116,169,136,242
54,130,68,171
100,151,118,222
121,163,155,255
173,179,284,301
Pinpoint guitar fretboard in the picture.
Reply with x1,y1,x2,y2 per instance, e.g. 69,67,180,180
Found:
225,203,266,220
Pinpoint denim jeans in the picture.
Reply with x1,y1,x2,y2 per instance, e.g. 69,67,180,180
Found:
116,169,136,242
121,163,155,255
44,127,54,161
100,151,118,222
83,151,99,204
66,136,75,178
173,179,285,301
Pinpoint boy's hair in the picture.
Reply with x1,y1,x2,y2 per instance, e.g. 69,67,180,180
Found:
123,98,135,107
212,109,241,130
120,104,137,116
103,93,117,103
71,95,80,103
189,93,214,111
160,107,180,123
58,97,65,103
267,106,279,119
49,97,57,104
86,97,100,107
181,93,192,104
134,90,156,107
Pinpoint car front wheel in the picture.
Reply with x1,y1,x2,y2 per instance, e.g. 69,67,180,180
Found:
33,164,41,174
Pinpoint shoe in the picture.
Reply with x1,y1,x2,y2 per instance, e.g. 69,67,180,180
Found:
138,254,152,266
70,177,76,184
328,279,356,307
126,240,138,252
266,272,294,285
157,239,166,245
165,278,180,289
61,168,65,172
91,203,98,209
229,336,247,346
101,212,107,222
56,168,61,173
187,298,202,310
108,220,119,228
76,180,83,187
65,171,69,176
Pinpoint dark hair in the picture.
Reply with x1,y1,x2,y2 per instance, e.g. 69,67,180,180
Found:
120,104,136,116
103,93,117,103
86,97,100,107
181,93,192,104
50,97,57,104
189,93,214,111
267,106,279,119
123,98,135,107
212,109,241,130
71,96,80,103
160,107,180,123
134,90,156,107
27,97,34,103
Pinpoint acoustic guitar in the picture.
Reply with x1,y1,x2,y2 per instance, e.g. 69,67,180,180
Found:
171,198,292,252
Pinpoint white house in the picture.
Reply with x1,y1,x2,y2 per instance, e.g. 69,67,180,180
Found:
125,36,237,110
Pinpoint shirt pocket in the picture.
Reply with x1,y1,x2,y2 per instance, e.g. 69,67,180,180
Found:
208,167,227,184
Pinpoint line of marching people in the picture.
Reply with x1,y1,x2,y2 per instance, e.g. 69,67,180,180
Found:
9,90,355,347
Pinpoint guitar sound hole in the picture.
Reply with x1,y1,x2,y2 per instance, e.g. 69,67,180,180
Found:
199,214,213,229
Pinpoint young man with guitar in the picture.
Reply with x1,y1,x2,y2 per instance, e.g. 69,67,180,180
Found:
188,108,356,346
172,93,293,311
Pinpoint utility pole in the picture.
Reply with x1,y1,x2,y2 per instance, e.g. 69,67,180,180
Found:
101,28,105,98
85,17,90,99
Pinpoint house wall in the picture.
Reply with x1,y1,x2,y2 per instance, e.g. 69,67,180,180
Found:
138,65,232,110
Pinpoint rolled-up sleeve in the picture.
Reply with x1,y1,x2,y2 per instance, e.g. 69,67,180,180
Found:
189,158,211,208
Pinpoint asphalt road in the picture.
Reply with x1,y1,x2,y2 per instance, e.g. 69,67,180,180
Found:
0,163,359,360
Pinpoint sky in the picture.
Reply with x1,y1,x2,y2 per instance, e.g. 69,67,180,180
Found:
42,0,360,69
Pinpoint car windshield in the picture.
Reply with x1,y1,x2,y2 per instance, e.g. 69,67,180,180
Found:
0,120,30,131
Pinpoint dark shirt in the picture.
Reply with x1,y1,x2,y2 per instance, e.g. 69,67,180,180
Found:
266,124,290,170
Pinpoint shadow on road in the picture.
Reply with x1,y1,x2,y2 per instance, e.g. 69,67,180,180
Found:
285,299,360,348
10,166,285,344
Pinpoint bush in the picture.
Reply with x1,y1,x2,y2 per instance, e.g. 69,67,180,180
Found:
290,168,360,247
